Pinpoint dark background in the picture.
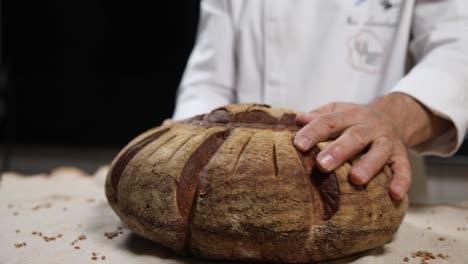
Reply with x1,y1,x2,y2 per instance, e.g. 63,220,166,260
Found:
2,0,200,147
0,0,467,174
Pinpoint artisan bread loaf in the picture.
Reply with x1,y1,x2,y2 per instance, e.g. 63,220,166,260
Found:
105,103,408,263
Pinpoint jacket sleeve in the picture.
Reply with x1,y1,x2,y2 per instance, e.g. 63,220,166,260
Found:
390,0,468,156
172,0,236,120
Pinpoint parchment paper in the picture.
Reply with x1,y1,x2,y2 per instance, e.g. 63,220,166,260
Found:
1,167,467,264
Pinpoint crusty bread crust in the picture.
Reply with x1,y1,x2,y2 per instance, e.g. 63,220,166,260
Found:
105,103,408,263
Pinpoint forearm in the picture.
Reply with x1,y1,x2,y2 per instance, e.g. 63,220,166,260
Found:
369,92,452,149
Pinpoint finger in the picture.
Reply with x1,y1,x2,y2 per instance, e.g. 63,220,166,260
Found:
298,103,370,127
296,103,343,126
308,102,357,115
162,119,175,126
308,102,338,114
295,112,321,126
349,136,394,185
294,113,347,152
388,145,412,200
316,125,372,172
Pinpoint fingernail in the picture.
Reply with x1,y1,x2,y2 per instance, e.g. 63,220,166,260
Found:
294,136,310,151
351,168,367,184
392,185,404,200
318,153,335,171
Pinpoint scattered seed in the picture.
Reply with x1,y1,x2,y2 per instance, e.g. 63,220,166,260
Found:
32,232,37,235
426,226,432,230
101,256,106,260
92,257,97,260
78,234,86,240
16,229,20,233
411,251,449,264
71,239,78,246
104,231,119,239
14,242,26,248
403,257,409,262
49,194,72,201
32,203,52,211
57,234,63,238
438,237,445,241
74,246,80,250
437,253,449,260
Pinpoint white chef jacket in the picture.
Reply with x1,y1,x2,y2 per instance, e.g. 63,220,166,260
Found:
173,0,468,156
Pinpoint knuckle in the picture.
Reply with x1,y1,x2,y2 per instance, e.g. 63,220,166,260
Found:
347,127,368,148
375,137,394,157
394,141,409,157
299,125,321,143
327,102,338,112
299,133,314,143
349,106,368,120
317,115,338,132
327,144,346,160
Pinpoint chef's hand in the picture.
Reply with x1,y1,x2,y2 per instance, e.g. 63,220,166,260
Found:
162,119,175,126
294,92,452,200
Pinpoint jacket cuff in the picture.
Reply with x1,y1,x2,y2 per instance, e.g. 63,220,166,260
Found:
389,67,467,156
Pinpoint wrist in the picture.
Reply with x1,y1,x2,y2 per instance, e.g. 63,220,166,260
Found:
369,92,435,147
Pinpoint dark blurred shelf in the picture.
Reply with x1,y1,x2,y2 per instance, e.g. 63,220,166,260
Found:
1,145,120,175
